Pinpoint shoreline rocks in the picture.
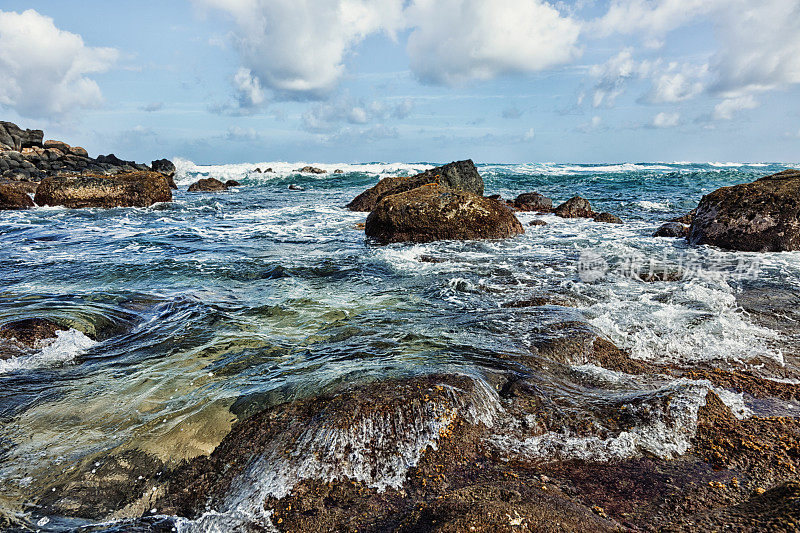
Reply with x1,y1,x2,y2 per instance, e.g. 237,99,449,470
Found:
0,318,64,353
0,182,35,210
365,183,524,244
296,166,327,174
35,172,172,208
688,169,800,252
514,192,552,212
187,178,228,192
654,221,689,238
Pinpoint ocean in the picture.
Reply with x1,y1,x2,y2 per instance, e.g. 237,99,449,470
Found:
1,161,799,530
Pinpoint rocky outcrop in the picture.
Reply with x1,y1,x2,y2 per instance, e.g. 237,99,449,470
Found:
225,180,240,187
0,318,64,352
554,196,594,218
654,222,688,238
34,172,172,208
0,121,43,151
151,159,177,189
334,169,344,174
347,160,484,211
514,192,552,212
297,166,327,174
187,178,228,192
0,182,35,210
364,183,524,244
688,169,800,251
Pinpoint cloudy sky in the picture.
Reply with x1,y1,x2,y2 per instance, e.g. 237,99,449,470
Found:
1,1,799,164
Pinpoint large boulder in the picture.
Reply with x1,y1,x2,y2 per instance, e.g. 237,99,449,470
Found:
188,177,227,192
514,192,553,212
554,196,595,218
654,222,688,238
347,160,484,211
688,169,800,251
34,172,172,208
0,182,35,210
364,183,524,244
151,158,176,178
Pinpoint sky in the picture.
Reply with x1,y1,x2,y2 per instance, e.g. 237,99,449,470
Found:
0,0,798,164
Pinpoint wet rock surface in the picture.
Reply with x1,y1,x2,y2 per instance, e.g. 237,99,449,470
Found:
554,196,595,218
514,192,553,212
0,318,64,353
364,183,524,243
689,169,800,251
654,221,689,237
35,172,172,208
187,177,228,192
593,212,623,224
0,181,35,210
347,160,484,211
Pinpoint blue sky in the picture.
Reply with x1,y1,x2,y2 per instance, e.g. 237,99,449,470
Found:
0,0,798,164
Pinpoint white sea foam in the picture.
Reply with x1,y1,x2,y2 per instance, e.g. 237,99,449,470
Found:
0,329,96,374
636,200,671,211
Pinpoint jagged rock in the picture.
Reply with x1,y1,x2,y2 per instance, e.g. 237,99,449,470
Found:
554,196,595,218
0,182,34,209
288,184,304,191
297,166,327,174
188,178,227,192
689,169,800,251
35,172,172,208
654,222,688,238
0,318,64,352
514,192,553,212
253,168,262,173
0,121,43,151
593,212,623,224
348,160,484,211
265,168,273,173
151,159,175,177
225,180,240,187
365,183,524,244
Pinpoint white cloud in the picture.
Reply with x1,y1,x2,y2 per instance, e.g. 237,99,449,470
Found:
301,95,411,133
0,9,118,120
233,67,267,109
524,128,535,141
225,125,261,142
595,0,719,38
589,49,654,107
652,111,679,127
406,0,581,86
195,0,405,99
713,95,758,120
645,62,708,103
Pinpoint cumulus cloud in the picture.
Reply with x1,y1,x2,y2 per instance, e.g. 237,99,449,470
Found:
0,9,118,120
406,0,581,86
645,63,707,103
652,112,679,127
589,49,654,107
594,0,719,38
233,67,267,109
302,95,412,133
194,0,404,99
713,95,759,120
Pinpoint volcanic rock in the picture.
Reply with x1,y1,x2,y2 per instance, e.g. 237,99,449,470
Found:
654,222,689,238
688,169,800,251
529,219,548,226
365,183,524,244
225,180,241,187
554,196,595,218
0,318,64,351
187,178,227,192
593,212,623,224
0,182,35,210
514,192,553,212
297,166,327,174
35,172,172,208
347,160,484,211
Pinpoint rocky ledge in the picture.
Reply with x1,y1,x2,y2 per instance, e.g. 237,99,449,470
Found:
35,172,172,209
688,169,800,252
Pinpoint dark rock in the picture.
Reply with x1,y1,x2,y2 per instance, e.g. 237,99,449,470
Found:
593,212,623,224
514,192,553,212
35,172,172,208
253,168,262,173
0,182,34,210
555,196,595,218
70,146,89,158
151,159,176,178
297,166,327,174
0,318,64,351
688,169,800,251
187,178,227,192
43,140,71,153
670,208,697,225
288,184,304,191
529,219,548,226
348,160,484,211
636,267,684,282
0,121,43,151
96,153,136,167
654,222,689,238
486,194,502,201
365,183,524,244
265,168,273,173
334,169,344,174
225,180,240,187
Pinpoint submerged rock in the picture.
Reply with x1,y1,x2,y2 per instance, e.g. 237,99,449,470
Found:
688,169,800,251
654,222,689,238
288,184,304,191
297,166,327,174
364,183,524,244
334,169,344,174
35,172,172,208
0,182,35,210
554,196,595,218
0,318,64,354
514,192,553,212
529,219,548,226
347,160,484,211
187,177,227,192
593,212,623,224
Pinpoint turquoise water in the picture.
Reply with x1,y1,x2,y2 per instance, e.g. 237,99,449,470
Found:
1,161,799,530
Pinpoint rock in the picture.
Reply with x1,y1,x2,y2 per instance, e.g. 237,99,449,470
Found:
334,169,344,174
35,172,172,208
529,219,548,226
187,178,227,192
688,169,800,251
43,140,71,153
347,160,484,211
288,184,304,191
0,182,35,210
0,121,43,151
593,212,623,224
670,208,696,225
365,183,524,244
514,192,553,212
151,159,176,177
0,318,64,351
265,168,274,173
70,146,89,158
554,196,595,218
225,180,240,187
297,166,327,174
253,168,262,173
654,222,688,238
